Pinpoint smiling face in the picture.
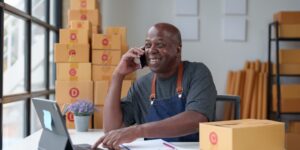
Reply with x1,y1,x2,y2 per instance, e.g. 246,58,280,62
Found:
144,23,182,78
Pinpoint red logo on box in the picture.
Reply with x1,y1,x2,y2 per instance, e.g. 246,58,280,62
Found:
102,54,108,61
67,112,74,122
80,1,87,8
209,131,218,145
69,49,76,56
69,88,80,98
69,68,77,76
102,38,109,46
70,33,77,40
80,15,87,20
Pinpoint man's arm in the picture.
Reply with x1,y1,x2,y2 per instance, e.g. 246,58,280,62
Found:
92,111,206,150
138,111,207,138
103,48,144,133
103,72,125,132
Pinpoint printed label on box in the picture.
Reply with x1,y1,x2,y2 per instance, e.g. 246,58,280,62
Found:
67,112,74,122
209,131,218,145
102,38,109,46
69,87,80,98
80,0,87,8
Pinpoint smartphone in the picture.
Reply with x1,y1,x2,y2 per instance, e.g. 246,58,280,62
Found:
140,53,147,68
134,47,147,68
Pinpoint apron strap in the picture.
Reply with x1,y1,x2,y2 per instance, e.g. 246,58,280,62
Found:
149,74,157,101
149,62,184,101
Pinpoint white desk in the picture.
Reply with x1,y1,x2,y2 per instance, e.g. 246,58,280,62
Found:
6,129,199,150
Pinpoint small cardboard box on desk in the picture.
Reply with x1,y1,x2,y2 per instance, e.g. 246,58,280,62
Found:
200,119,285,150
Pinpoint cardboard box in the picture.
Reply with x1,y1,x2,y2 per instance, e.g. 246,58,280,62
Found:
94,81,110,105
286,133,300,150
55,81,93,104
200,119,285,150
56,63,91,81
64,112,92,129
92,65,116,81
54,44,90,63
92,50,121,65
92,34,121,50
70,20,92,39
288,121,300,133
273,84,300,99
59,29,89,44
70,0,97,10
93,105,103,129
92,25,101,34
278,24,300,38
121,44,128,55
106,27,127,53
121,80,132,98
272,84,300,112
68,9,100,26
94,80,132,105
273,64,300,75
279,49,300,64
274,11,300,24
125,72,137,80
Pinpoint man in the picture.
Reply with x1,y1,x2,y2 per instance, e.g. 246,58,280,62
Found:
92,23,216,150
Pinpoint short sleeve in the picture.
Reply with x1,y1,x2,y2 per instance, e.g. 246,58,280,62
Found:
185,63,217,121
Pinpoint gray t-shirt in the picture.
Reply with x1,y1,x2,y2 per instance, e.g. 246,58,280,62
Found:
121,61,217,126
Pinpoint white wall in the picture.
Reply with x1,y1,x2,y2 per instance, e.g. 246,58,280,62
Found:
99,0,300,94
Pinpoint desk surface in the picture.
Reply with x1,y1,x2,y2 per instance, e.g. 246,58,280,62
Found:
7,129,199,150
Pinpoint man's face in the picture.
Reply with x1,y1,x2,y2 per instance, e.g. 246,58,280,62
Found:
144,27,180,75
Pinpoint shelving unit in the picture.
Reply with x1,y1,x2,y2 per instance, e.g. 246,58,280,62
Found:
267,21,300,121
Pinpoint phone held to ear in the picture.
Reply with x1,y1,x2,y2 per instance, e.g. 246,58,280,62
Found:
134,47,147,69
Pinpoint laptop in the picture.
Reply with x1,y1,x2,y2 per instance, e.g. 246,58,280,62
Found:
32,98,103,150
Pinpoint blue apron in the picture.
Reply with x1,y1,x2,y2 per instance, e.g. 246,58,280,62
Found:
144,63,199,142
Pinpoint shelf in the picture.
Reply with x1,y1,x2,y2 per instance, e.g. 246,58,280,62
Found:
271,38,300,41
271,74,300,77
268,21,300,121
269,112,300,121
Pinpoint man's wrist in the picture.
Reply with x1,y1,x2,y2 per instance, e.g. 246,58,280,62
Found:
112,71,126,80
135,124,146,138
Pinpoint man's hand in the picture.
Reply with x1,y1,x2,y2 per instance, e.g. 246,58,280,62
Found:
114,47,145,77
92,125,143,150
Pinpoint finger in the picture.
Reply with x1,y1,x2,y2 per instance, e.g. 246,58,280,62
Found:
139,46,145,50
102,133,115,149
112,140,122,150
91,136,105,149
129,48,144,56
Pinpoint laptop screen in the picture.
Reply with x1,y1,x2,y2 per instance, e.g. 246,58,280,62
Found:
32,98,74,149
32,98,104,150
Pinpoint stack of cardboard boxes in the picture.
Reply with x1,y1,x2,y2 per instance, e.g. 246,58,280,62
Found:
54,0,101,129
55,0,135,129
272,11,300,113
92,27,134,128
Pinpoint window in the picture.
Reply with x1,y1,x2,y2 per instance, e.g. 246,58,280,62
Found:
2,101,26,150
32,0,46,21
50,0,57,26
3,13,26,96
49,31,56,90
1,0,61,149
4,0,26,12
31,24,46,91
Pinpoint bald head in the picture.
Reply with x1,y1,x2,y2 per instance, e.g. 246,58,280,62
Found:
149,23,182,46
